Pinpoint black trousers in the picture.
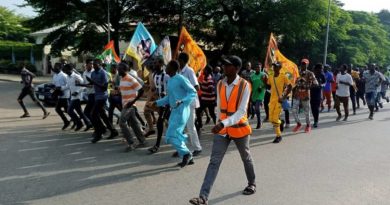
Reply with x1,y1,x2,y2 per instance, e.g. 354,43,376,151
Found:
310,99,321,123
108,95,122,124
350,90,356,113
196,101,216,129
91,99,116,135
264,91,271,120
356,91,366,108
154,106,171,147
55,98,69,124
84,94,95,122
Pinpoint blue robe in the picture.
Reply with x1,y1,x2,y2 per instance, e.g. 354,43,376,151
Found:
156,74,197,157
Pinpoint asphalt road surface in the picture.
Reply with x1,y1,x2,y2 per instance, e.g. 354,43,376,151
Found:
1,80,389,205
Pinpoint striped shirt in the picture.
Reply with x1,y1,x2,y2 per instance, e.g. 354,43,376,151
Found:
199,74,216,101
119,74,142,106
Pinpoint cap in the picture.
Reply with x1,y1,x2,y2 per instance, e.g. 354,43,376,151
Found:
301,59,309,65
221,55,242,69
272,62,282,68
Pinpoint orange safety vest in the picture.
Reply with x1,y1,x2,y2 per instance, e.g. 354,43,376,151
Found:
218,78,252,138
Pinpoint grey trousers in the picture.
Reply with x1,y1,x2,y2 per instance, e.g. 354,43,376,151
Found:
292,98,311,125
119,106,145,145
200,135,256,200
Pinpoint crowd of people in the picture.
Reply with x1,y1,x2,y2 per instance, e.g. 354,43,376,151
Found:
16,53,390,205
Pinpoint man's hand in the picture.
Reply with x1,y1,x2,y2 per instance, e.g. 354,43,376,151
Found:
175,100,183,107
212,122,224,134
124,101,135,109
86,76,92,83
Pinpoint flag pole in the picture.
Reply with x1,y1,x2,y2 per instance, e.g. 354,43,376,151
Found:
323,0,331,65
107,0,111,44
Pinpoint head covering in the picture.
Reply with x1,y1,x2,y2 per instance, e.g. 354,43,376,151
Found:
221,55,242,69
301,59,310,65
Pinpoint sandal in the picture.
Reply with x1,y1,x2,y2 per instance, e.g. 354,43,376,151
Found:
189,197,208,205
148,145,159,154
242,184,256,195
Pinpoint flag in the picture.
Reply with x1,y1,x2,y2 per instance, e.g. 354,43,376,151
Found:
264,33,299,85
143,36,172,70
174,27,207,74
123,22,157,70
97,40,120,71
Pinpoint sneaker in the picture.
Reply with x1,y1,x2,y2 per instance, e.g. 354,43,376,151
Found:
91,135,102,143
292,123,302,132
62,121,70,130
205,117,211,124
74,123,84,131
177,153,194,168
172,151,179,158
336,115,342,121
255,122,262,129
71,123,76,130
107,130,119,139
313,122,318,128
369,113,374,120
342,117,348,121
143,130,156,138
272,136,282,143
305,125,311,133
192,150,202,156
379,103,383,108
386,97,389,103
353,111,356,115
20,113,30,118
42,112,50,119
124,144,135,152
84,124,93,132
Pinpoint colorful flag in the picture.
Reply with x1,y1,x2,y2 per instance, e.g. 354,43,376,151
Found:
264,33,299,85
174,27,207,74
143,36,172,70
124,22,157,69
97,40,120,71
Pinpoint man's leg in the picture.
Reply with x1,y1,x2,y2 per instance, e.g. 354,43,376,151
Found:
127,107,146,145
199,135,230,201
17,87,29,115
143,101,156,133
100,100,118,137
234,136,256,186
56,98,70,125
84,94,94,122
254,100,261,128
28,87,49,117
187,106,202,152
292,98,301,125
302,100,311,126
342,97,349,119
350,92,356,114
366,92,375,119
91,99,106,142
119,107,136,147
67,100,82,127
263,92,270,121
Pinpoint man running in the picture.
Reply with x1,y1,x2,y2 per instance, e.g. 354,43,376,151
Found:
362,63,383,120
17,66,50,119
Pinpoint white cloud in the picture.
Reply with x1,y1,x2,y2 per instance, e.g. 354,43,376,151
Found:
341,0,390,12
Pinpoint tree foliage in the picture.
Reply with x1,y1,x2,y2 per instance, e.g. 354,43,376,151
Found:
0,6,30,42
25,0,390,66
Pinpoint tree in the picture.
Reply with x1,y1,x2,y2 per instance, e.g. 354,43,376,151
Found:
0,6,30,42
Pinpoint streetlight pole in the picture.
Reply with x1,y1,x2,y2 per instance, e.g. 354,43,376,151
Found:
323,0,331,65
107,0,111,43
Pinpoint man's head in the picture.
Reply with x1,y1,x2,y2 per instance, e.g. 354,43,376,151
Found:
85,59,93,71
368,63,376,72
255,62,262,73
166,60,180,77
324,64,331,72
300,59,309,71
314,63,323,74
93,59,102,70
340,64,348,73
117,62,129,77
178,52,189,69
221,55,242,78
110,64,117,74
213,66,221,74
272,62,282,73
204,65,213,76
245,62,252,71
63,64,73,76
53,62,63,73
155,58,164,72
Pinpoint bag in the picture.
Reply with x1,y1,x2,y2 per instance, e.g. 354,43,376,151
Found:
282,99,290,110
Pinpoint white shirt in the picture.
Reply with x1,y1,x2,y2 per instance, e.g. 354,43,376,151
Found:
129,69,138,77
67,72,84,100
336,73,353,97
52,71,70,98
180,65,200,108
216,75,250,128
83,69,95,94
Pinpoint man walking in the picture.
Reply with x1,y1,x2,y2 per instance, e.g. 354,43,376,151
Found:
250,62,267,129
292,59,318,133
178,52,202,156
17,66,50,119
189,56,256,205
321,64,334,112
335,64,353,121
117,62,146,152
362,63,383,120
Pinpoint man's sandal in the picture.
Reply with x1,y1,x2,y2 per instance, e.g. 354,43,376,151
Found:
242,184,256,195
189,197,208,205
148,145,159,154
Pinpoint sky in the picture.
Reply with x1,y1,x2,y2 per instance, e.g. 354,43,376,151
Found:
0,0,390,17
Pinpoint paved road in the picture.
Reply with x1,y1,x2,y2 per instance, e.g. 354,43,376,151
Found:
1,80,390,205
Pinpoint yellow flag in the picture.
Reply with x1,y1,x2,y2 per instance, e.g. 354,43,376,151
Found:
174,27,207,74
264,33,299,85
